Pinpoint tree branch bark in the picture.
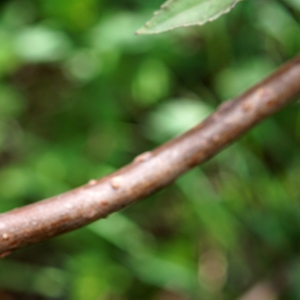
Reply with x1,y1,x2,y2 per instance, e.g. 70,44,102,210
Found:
0,54,300,256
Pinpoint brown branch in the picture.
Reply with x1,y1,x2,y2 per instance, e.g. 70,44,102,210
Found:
0,54,300,256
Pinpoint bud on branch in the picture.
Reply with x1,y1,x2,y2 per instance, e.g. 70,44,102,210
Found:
0,54,299,256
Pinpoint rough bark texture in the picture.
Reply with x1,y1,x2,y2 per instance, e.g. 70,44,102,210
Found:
0,54,300,256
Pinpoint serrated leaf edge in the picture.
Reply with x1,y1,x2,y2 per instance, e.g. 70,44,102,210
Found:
136,0,243,35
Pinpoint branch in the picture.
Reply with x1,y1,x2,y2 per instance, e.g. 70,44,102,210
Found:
0,54,300,256
238,281,278,300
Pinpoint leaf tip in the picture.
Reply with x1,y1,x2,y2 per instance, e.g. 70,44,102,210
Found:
135,28,146,35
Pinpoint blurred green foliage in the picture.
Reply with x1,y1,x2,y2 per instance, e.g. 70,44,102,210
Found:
0,0,299,299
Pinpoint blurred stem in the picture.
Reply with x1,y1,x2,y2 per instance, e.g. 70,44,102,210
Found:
0,54,300,256
238,281,279,300
278,0,300,23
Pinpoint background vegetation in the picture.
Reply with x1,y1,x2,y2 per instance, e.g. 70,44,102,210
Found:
0,0,299,299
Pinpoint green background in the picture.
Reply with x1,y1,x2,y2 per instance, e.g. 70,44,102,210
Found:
0,0,299,299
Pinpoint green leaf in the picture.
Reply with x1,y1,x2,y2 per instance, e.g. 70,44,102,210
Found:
136,0,243,35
